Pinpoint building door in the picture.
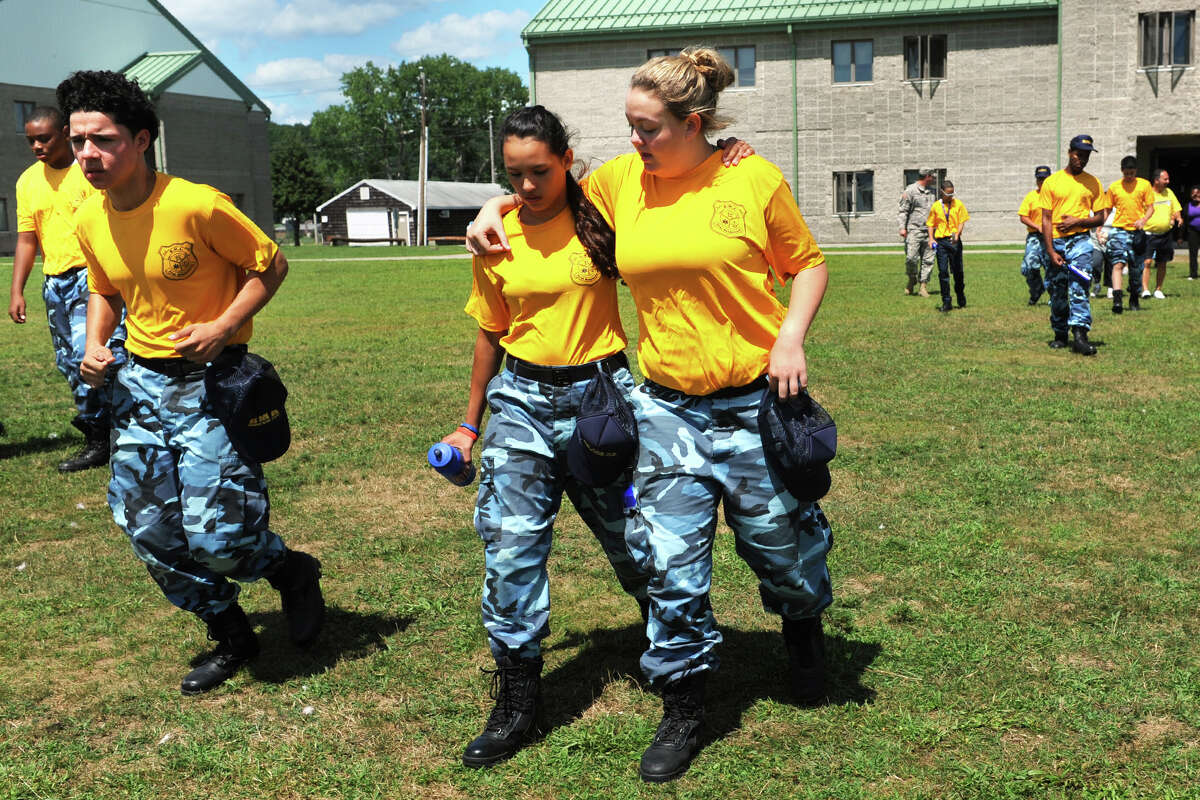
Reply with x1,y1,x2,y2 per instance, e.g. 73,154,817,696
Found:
1138,136,1200,217
393,210,411,245
345,208,393,246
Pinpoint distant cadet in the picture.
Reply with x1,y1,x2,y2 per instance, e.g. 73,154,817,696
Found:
1039,135,1111,356
1103,156,1154,314
899,168,937,297
1141,168,1183,300
925,179,969,312
1018,166,1053,305
9,106,126,471
60,70,324,695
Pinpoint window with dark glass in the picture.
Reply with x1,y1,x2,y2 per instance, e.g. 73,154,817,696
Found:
832,40,873,83
904,35,948,80
14,101,35,133
0,197,9,231
834,171,874,214
1140,11,1194,67
903,168,947,189
718,46,756,87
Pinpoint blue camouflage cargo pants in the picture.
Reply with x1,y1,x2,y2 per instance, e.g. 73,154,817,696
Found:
109,359,285,620
625,382,834,687
43,267,126,426
1048,233,1094,333
1020,232,1047,299
475,363,650,661
1105,228,1145,296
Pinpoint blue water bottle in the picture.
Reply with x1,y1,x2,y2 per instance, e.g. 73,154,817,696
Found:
428,443,476,486
622,484,637,517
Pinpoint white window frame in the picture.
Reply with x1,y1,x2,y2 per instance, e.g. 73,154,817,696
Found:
832,40,874,84
834,171,874,215
1139,10,1194,69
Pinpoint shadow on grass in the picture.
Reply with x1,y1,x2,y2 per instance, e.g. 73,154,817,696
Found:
0,434,77,460
240,606,414,683
536,621,879,746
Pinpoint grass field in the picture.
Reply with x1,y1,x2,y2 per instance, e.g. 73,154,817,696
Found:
1,245,1198,799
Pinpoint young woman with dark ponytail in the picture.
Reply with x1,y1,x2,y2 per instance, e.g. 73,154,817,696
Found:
442,105,647,769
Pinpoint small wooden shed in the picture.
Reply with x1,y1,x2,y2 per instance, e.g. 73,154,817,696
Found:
316,179,505,246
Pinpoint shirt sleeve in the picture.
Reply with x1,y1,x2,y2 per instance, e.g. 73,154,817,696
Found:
207,192,278,273
1169,190,1182,215
960,204,970,223
1038,180,1054,213
463,255,510,332
582,159,620,231
925,205,938,227
898,190,912,228
763,181,823,281
1018,194,1033,217
15,174,36,234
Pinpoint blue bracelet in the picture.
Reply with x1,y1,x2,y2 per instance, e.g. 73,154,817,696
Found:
459,422,480,435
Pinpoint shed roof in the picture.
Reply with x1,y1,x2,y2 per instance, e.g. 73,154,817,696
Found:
317,179,507,212
524,0,1058,40
122,51,204,96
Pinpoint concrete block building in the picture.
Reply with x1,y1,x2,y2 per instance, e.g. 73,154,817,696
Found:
522,0,1198,244
1,0,272,255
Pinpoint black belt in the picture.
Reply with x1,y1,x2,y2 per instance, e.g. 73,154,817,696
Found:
506,352,628,387
131,345,245,378
644,375,768,400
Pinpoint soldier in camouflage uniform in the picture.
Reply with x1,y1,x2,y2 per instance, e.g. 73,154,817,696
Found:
448,106,650,769
900,168,938,296
62,70,324,696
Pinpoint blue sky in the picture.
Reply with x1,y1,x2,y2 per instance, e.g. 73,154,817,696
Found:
160,0,544,124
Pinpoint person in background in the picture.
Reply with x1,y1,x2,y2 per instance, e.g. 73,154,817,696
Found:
926,179,969,312
1018,166,1053,305
1141,168,1182,300
1185,185,1200,281
899,168,938,297
1103,156,1154,314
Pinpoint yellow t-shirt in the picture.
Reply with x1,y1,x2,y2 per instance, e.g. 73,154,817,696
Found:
1145,187,1181,234
585,152,824,396
1039,169,1110,238
75,173,277,359
464,205,626,366
15,161,96,276
1018,189,1043,233
1106,178,1154,230
926,199,970,238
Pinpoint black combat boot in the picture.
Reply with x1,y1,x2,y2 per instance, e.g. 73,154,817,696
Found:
1128,291,1140,311
267,549,325,647
639,672,706,783
1048,330,1069,349
1112,289,1124,314
783,616,827,706
462,655,543,768
1071,326,1097,356
181,605,259,695
1028,286,1044,306
57,418,110,473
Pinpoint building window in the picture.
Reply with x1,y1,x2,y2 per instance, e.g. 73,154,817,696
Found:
1140,11,1194,67
904,35,947,80
0,197,9,231
834,171,874,214
646,47,755,87
832,40,873,83
14,101,35,133
903,168,947,189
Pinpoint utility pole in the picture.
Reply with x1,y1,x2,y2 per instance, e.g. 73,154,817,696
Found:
418,66,428,247
487,112,495,184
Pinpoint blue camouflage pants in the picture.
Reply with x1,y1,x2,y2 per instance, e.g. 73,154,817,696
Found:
1020,232,1047,299
475,363,650,661
1105,228,1145,296
43,267,126,426
109,359,285,620
626,382,834,687
1048,233,1094,333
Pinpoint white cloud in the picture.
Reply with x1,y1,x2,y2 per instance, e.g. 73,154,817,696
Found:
161,0,416,40
392,10,531,62
248,54,374,88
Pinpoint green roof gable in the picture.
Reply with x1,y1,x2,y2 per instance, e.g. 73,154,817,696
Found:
524,0,1058,40
122,51,204,96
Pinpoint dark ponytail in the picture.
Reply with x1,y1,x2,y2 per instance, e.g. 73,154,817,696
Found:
499,105,618,279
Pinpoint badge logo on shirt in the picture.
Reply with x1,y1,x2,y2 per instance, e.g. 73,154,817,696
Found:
711,200,747,238
159,242,199,281
569,252,601,286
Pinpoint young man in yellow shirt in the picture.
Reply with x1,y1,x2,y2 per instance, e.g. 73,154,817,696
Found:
9,106,127,471
1141,168,1183,299
1104,156,1154,313
1039,135,1111,356
58,70,323,695
926,179,970,312
1018,166,1053,305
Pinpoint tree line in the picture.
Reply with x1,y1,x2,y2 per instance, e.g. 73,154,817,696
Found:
271,54,528,244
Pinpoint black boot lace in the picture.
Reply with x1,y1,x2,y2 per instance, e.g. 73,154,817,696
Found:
481,664,528,733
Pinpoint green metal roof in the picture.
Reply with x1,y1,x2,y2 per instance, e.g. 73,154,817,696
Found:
122,51,203,96
524,0,1058,40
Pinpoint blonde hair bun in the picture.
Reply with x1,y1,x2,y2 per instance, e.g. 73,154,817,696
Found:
681,47,735,94
631,45,734,134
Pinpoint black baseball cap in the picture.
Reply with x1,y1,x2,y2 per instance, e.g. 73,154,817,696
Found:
757,389,837,503
1069,135,1097,152
1035,165,1052,178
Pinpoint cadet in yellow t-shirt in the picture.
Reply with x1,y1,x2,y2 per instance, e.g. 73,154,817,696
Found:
925,180,970,311
1017,166,1053,305
446,106,650,770
59,70,322,698
1038,135,1111,355
1104,155,1155,312
1142,168,1184,298
8,105,126,472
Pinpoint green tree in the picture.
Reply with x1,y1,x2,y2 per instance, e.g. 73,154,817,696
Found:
309,55,527,189
270,124,329,246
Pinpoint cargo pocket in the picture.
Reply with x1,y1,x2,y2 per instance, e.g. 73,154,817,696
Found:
474,455,501,543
